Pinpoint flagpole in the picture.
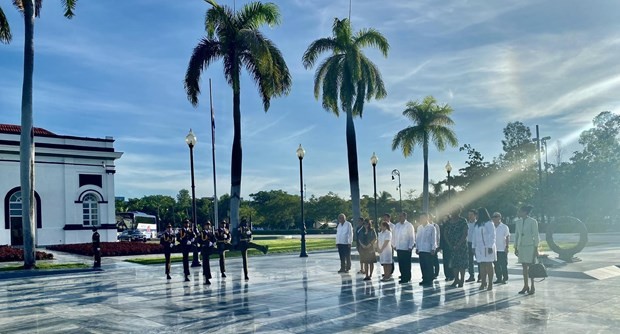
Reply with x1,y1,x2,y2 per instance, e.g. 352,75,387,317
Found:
209,78,219,228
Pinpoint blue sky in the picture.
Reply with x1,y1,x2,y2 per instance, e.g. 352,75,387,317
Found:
1,0,619,202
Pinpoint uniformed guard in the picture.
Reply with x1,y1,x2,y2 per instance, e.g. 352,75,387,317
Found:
178,219,195,282
215,220,232,277
160,224,176,280
92,227,101,268
198,221,216,285
238,218,269,281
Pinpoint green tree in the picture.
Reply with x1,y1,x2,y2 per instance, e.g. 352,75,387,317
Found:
302,18,389,226
176,189,192,222
3,0,77,269
499,121,537,170
249,190,298,229
391,96,458,213
306,192,349,225
184,0,291,241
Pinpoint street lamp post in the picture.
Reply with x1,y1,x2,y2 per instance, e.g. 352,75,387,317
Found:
297,144,308,258
391,169,402,212
185,129,200,267
370,152,378,228
533,125,547,225
445,161,452,201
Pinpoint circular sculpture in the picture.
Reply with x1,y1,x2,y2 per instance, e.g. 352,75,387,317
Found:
545,216,588,262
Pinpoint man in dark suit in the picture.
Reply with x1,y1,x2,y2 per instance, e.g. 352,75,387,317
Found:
215,220,232,278
238,218,268,281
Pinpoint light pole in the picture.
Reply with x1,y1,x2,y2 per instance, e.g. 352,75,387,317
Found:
445,161,452,201
208,79,219,228
391,169,402,212
370,152,378,228
541,136,551,177
533,125,546,225
297,144,308,258
185,129,200,267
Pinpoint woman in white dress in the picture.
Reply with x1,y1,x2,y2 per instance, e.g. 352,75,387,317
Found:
473,208,497,291
377,221,393,281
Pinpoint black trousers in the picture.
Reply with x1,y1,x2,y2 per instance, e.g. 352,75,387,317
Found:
396,249,412,282
467,242,475,276
164,251,172,275
432,252,440,278
217,243,232,273
442,246,453,279
419,252,434,284
182,249,190,276
494,251,508,281
337,244,352,271
93,248,101,268
201,247,213,279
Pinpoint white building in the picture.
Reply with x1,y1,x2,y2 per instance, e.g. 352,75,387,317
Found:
0,124,123,246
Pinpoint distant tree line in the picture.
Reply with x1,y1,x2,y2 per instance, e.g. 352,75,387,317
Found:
117,111,620,231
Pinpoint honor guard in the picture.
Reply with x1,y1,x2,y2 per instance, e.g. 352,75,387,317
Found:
215,220,233,277
238,218,269,281
178,220,196,282
92,227,101,268
160,224,176,279
198,221,217,285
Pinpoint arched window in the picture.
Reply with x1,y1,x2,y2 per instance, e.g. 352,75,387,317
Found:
82,193,99,226
4,187,42,230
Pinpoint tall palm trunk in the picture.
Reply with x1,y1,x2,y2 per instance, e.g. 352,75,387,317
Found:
229,70,241,245
422,138,429,213
345,109,361,224
20,0,36,268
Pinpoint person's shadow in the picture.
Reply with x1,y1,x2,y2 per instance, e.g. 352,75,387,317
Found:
339,275,354,316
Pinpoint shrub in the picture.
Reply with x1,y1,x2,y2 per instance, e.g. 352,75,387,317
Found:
47,242,170,257
0,245,54,262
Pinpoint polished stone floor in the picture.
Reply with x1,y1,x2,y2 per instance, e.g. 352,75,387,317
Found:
1,240,619,333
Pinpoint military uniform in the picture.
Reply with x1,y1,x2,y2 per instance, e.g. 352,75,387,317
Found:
215,224,233,277
238,220,268,281
160,228,176,279
92,228,101,268
198,224,216,284
178,225,196,281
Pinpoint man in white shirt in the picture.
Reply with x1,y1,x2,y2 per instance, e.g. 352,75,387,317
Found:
336,213,353,273
393,212,415,284
416,212,437,286
466,209,478,282
492,212,510,284
431,218,441,280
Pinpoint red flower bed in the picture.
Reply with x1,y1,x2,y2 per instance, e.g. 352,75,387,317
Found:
0,245,54,262
48,242,168,257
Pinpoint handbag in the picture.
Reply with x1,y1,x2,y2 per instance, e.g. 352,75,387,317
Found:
529,255,548,280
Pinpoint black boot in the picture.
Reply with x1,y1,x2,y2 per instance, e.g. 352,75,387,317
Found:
166,274,171,280
262,245,269,254
184,275,190,282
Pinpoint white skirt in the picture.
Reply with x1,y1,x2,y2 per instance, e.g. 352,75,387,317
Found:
474,245,497,263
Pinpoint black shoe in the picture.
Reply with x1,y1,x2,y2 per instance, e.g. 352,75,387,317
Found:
363,276,371,281
399,280,410,284
262,245,269,254
466,277,475,282
221,273,227,278
204,279,211,285
245,276,249,281
184,276,190,282
338,269,345,273
493,280,502,284
166,274,171,280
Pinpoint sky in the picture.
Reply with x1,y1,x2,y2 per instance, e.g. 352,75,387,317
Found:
1,0,619,203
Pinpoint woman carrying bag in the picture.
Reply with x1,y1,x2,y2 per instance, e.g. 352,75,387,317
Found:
514,205,540,295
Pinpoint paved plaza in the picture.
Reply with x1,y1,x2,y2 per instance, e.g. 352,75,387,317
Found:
1,235,620,333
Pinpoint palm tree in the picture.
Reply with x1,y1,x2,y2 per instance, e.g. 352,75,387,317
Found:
3,0,76,269
184,0,291,242
302,18,388,225
392,96,458,213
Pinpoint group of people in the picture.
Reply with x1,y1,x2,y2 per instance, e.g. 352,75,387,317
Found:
335,205,541,295
159,218,268,284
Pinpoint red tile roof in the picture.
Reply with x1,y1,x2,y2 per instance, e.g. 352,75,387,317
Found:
0,124,56,136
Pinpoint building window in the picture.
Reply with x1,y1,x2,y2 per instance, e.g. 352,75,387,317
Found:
79,174,102,188
82,193,99,226
4,187,42,230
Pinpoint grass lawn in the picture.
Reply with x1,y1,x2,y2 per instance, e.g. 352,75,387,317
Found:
0,262,90,272
127,238,336,265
